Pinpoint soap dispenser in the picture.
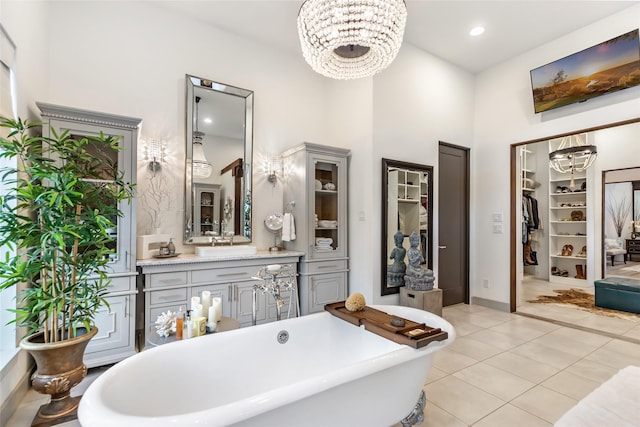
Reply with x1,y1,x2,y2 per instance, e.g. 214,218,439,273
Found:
168,238,176,255
185,309,193,339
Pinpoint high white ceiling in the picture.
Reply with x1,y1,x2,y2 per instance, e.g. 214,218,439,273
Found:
155,0,637,74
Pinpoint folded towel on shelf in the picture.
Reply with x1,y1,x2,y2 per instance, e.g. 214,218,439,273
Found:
315,246,334,252
282,212,296,242
318,220,338,228
316,237,333,246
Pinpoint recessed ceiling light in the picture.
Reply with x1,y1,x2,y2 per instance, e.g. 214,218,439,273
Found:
203,117,212,124
470,26,485,37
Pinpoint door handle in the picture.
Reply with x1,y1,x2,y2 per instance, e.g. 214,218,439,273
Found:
439,245,447,249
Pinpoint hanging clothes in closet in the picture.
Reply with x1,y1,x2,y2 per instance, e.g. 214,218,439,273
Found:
523,193,541,266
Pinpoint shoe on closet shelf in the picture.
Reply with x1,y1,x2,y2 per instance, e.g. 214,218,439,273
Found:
560,244,573,257
576,246,587,257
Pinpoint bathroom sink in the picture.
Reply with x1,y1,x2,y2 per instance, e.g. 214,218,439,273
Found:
195,245,258,258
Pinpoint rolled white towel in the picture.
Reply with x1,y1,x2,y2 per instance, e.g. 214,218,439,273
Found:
316,237,333,245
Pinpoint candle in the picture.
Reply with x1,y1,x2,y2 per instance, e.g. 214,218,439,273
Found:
193,303,203,319
212,297,222,322
208,306,216,324
201,291,211,317
191,296,200,311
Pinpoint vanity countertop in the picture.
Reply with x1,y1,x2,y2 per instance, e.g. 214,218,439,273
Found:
136,249,305,267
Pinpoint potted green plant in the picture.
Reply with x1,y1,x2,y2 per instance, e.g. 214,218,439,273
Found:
0,116,134,424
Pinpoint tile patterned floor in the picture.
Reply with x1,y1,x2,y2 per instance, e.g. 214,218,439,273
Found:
7,304,640,426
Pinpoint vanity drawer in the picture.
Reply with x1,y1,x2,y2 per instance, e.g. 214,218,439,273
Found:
191,266,255,284
305,259,348,274
149,288,188,306
148,271,188,288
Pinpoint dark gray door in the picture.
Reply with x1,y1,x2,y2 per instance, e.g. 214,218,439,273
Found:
438,143,469,306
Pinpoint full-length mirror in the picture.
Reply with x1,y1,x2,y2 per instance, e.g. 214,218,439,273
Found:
184,75,253,244
381,158,433,296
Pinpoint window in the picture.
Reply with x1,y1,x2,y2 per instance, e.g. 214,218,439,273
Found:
0,23,18,365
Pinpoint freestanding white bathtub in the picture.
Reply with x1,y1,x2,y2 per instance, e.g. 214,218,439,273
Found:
78,305,454,427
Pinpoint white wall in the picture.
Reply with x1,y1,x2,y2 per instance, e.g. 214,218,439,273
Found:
35,1,478,308
370,44,476,304
40,1,330,252
473,5,640,306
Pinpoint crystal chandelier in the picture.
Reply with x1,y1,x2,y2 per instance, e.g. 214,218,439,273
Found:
297,0,407,80
549,133,597,190
192,96,212,178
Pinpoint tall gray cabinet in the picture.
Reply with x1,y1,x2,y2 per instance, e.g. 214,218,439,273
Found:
281,143,350,315
38,102,140,367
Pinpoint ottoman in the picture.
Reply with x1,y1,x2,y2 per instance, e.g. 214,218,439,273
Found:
594,277,640,314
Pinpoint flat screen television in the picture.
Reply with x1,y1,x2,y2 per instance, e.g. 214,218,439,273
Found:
530,29,640,113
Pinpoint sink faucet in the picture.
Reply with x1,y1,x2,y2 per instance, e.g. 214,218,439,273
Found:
252,264,298,325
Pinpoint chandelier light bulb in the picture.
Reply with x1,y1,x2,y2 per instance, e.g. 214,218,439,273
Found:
297,0,408,80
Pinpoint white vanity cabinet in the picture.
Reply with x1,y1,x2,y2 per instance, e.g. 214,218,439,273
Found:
281,143,350,315
38,102,140,368
138,252,303,345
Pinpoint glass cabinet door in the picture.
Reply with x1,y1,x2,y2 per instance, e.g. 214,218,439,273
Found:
50,123,133,275
312,156,346,258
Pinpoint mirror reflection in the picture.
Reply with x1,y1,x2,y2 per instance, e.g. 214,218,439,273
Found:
604,171,640,271
184,75,253,244
381,158,433,296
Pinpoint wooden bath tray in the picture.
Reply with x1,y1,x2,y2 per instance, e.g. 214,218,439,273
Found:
325,302,448,349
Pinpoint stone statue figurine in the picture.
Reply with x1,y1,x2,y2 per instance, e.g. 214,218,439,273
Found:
404,231,435,291
387,230,406,287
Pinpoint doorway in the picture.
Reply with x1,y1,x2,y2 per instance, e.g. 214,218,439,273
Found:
509,120,640,340
438,142,469,306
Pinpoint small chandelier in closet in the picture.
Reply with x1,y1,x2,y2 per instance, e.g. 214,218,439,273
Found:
549,133,597,190
192,96,212,178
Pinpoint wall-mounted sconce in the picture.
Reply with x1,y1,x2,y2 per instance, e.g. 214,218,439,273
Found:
144,139,166,172
266,155,281,184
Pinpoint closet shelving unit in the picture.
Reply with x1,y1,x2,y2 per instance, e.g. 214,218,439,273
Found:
521,147,536,192
548,137,588,285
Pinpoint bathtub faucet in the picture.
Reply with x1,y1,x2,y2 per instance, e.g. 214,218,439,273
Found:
252,264,299,325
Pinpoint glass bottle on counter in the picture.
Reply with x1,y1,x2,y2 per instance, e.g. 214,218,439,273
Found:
175,306,184,340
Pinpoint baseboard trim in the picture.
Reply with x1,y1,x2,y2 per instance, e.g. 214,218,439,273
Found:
471,297,510,312
0,359,32,426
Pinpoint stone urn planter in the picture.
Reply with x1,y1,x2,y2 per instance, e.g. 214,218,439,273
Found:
20,326,98,426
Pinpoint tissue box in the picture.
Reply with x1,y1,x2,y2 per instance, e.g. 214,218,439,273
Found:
137,234,171,259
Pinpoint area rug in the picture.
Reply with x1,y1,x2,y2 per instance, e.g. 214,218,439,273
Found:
528,288,640,320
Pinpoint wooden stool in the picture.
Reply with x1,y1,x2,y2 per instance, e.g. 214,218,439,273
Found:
400,287,443,316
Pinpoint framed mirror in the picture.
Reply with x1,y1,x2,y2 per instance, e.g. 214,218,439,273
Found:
184,75,253,244
381,158,433,295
